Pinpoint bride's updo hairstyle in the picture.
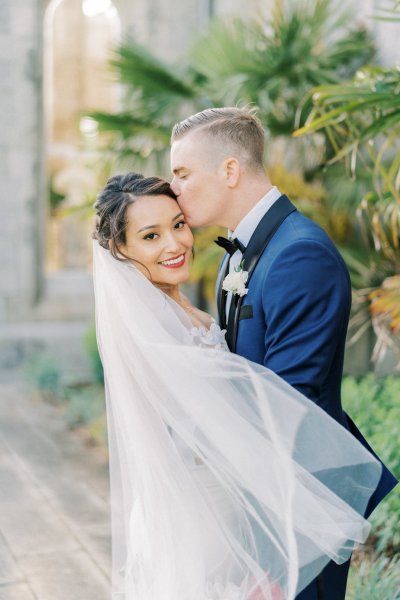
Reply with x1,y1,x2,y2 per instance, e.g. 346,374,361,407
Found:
93,172,177,261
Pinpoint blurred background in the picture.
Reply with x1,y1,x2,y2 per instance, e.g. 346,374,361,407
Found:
0,0,399,597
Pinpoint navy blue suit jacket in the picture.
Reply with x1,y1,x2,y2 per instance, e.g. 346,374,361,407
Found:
217,197,397,517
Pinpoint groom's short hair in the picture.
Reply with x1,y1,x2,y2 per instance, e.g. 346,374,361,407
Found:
171,107,265,171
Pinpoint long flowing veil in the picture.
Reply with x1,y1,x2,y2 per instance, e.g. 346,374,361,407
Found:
93,242,381,600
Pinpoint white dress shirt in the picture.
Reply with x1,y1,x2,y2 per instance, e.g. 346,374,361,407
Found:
225,186,282,319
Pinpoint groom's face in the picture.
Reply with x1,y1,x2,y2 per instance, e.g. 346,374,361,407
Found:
170,132,229,228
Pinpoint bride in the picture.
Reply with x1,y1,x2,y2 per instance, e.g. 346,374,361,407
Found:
92,172,381,600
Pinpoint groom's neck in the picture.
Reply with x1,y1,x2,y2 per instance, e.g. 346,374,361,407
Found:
227,176,273,231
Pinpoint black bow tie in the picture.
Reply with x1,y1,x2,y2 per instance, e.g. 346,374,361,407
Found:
214,236,246,256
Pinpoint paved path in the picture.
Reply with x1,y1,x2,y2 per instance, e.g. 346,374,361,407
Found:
0,380,110,600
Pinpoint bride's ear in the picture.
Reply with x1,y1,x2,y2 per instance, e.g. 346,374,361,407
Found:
224,157,240,188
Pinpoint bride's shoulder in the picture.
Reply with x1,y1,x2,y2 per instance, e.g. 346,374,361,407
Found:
178,294,228,350
180,293,213,328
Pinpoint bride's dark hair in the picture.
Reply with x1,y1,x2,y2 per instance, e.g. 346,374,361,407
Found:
93,172,178,261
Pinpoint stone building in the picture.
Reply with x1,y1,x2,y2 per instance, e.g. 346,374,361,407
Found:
0,0,398,380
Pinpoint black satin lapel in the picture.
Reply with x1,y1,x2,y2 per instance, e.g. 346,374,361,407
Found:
226,289,241,350
217,256,230,329
226,195,297,352
243,196,296,279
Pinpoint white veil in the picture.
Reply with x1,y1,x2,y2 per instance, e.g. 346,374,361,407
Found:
93,241,381,600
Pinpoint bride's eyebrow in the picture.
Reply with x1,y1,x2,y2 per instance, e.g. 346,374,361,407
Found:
137,213,184,233
137,224,158,232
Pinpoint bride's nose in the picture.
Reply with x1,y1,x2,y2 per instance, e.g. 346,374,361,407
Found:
163,231,182,254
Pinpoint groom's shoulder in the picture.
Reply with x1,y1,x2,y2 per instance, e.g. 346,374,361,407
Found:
275,208,338,251
263,207,348,272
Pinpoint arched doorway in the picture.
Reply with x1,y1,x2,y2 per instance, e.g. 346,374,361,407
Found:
44,0,120,275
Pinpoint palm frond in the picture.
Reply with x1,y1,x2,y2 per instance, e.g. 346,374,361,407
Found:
370,276,400,332
296,67,400,137
190,2,374,136
90,111,171,142
111,41,196,99
374,0,400,22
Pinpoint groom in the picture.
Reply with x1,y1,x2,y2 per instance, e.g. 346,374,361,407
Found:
170,107,397,600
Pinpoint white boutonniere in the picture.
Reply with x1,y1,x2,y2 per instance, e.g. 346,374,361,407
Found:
222,260,249,297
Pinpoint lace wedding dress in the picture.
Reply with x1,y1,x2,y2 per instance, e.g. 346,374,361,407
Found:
172,323,257,599
171,321,228,468
171,322,265,599
93,243,382,600
189,321,229,350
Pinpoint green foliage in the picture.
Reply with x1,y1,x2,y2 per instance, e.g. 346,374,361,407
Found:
90,41,201,170
24,333,107,445
87,411,108,445
25,355,64,404
342,374,400,551
348,555,400,599
111,42,196,98
339,246,397,349
191,227,225,306
295,66,400,244
64,385,105,429
296,67,400,143
374,0,400,22
68,329,108,444
90,0,374,174
295,4,400,347
295,67,400,239
191,1,374,137
85,325,104,385
48,176,66,213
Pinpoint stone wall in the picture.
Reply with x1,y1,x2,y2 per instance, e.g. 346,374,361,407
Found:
0,0,45,323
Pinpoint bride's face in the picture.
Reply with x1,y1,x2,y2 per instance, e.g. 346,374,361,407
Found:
119,194,194,286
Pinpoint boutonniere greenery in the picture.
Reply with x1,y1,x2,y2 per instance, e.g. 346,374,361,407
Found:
222,260,249,297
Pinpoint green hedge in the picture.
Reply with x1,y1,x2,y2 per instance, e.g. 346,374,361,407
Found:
348,555,400,599
342,374,400,552
64,384,107,445
25,355,64,404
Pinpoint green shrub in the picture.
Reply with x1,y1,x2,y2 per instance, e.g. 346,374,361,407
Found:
85,325,104,385
25,355,64,404
347,555,400,599
64,385,105,430
342,374,400,552
24,345,107,446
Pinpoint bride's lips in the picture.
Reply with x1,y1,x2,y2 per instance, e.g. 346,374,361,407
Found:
158,253,186,269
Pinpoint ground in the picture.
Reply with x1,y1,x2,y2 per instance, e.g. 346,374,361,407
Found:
0,379,110,600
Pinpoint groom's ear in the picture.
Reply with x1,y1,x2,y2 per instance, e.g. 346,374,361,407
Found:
223,157,240,188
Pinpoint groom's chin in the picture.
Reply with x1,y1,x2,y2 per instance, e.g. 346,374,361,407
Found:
185,216,196,227
186,216,209,229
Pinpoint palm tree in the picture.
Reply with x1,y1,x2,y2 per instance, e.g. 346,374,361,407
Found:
91,0,374,176
191,1,374,139
294,2,400,356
